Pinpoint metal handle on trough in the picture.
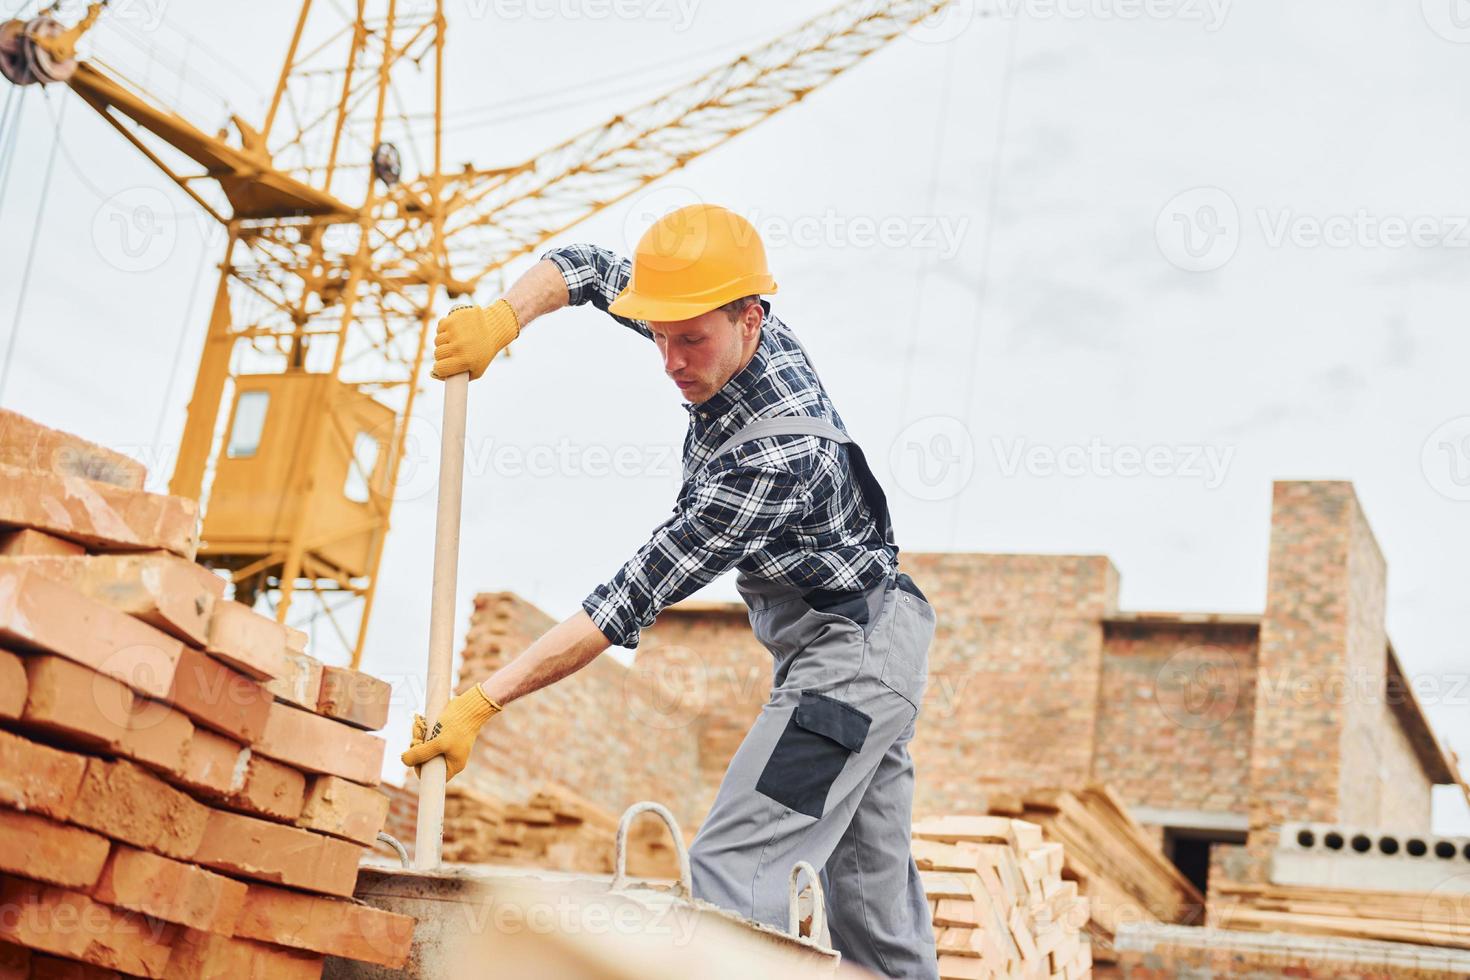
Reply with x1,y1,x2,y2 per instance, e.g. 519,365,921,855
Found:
788,860,826,940
611,801,692,899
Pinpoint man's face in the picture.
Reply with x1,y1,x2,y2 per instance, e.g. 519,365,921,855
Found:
649,306,758,405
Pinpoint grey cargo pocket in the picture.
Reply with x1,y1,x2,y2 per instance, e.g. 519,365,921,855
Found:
755,691,871,819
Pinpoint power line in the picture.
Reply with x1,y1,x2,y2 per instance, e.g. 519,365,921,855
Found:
948,11,1020,544
897,37,959,428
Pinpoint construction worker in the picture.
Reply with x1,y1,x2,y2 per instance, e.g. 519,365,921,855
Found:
403,203,938,979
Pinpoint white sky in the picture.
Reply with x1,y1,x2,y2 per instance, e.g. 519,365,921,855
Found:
1,0,1466,833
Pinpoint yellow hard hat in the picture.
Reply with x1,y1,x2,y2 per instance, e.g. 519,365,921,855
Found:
609,203,778,322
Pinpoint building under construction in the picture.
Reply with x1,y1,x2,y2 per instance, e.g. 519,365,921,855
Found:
0,0,1466,978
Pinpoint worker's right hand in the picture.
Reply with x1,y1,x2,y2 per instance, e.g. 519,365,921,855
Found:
432,299,520,381
401,684,503,782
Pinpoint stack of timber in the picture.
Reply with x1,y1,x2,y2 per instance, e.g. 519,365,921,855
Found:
1210,879,1470,950
987,786,1205,963
912,815,1093,979
0,409,414,977
442,781,685,878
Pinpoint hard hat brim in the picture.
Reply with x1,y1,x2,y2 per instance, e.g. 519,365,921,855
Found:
608,274,777,323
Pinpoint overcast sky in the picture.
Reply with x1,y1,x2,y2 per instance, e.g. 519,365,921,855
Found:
1,0,1467,832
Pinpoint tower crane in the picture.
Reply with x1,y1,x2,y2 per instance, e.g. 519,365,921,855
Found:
0,0,959,666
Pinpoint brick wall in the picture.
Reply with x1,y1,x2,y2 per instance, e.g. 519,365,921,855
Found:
1247,482,1390,878
898,553,1119,816
444,482,1443,855
457,592,703,829
1094,622,1258,817
628,605,770,821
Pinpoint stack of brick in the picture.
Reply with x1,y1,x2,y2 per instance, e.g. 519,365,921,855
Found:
986,786,1206,964
442,781,684,879
913,815,1093,979
0,410,414,977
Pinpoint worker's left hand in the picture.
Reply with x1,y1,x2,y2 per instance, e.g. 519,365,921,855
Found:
401,684,503,781
431,299,520,381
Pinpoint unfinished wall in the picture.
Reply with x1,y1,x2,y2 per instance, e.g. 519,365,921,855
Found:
457,592,703,828
898,553,1119,816
632,605,770,821
1247,482,1389,877
1375,702,1435,832
1094,622,1258,818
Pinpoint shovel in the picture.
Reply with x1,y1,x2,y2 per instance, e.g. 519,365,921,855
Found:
414,365,469,869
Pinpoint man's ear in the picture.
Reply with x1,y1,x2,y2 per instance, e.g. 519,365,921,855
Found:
741,301,762,340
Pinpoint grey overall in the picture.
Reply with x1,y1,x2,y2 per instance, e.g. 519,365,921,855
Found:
687,415,940,980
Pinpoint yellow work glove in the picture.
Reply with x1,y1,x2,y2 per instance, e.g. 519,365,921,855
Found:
431,299,520,381
401,684,503,782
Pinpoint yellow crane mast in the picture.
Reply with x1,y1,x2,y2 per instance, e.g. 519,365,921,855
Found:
0,0,957,666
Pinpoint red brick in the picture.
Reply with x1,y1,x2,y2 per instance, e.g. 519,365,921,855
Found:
296,776,390,846
265,648,322,710
17,654,190,778
166,647,271,743
0,876,176,979
316,666,391,732
163,929,322,980
232,754,306,821
92,846,245,935
235,883,413,968
0,411,145,490
69,759,208,862
255,704,383,786
0,463,196,559
0,730,87,820
191,810,363,897
0,529,83,558
205,602,286,681
0,942,24,979
0,648,23,718
0,554,218,647
178,730,245,797
0,568,182,700
25,952,125,979
0,810,111,889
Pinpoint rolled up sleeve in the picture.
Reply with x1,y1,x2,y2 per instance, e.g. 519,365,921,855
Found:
542,243,652,340
582,460,814,649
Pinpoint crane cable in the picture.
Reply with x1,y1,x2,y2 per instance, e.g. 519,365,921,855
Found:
0,86,27,224
0,94,68,406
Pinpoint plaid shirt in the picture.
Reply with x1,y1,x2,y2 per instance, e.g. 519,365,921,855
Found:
544,243,897,649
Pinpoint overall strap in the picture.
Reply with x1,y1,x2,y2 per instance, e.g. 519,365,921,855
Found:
711,415,894,548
